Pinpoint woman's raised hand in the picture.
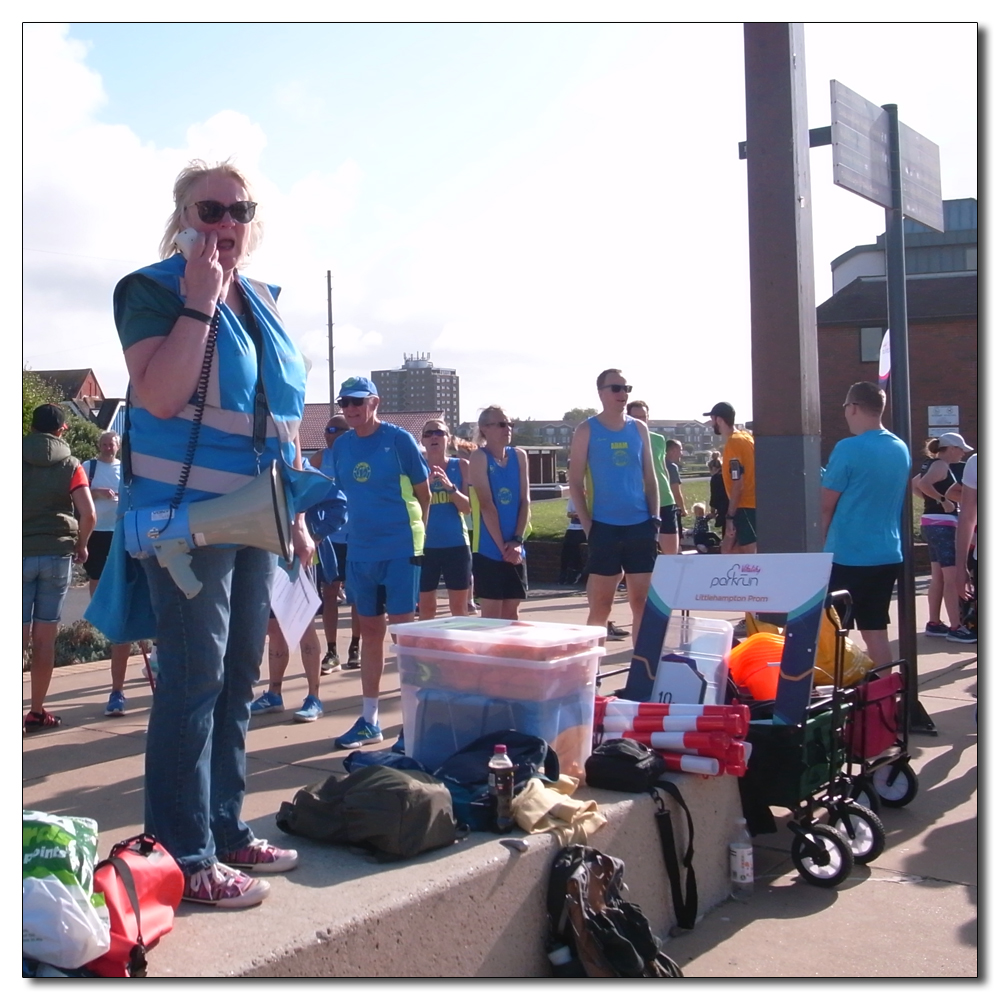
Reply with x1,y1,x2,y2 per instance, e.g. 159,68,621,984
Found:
183,230,224,312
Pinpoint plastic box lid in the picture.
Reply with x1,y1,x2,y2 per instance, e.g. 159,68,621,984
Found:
391,616,607,661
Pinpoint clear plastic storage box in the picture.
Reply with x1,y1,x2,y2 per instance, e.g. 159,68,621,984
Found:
391,617,607,777
650,615,733,706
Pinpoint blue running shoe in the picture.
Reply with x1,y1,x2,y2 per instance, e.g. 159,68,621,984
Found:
334,716,383,749
250,691,284,715
104,690,127,717
294,695,324,723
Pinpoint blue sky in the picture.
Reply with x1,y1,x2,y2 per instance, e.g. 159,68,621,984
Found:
21,17,979,426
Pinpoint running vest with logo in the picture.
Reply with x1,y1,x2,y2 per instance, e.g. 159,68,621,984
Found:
427,457,469,549
471,447,522,560
585,415,648,525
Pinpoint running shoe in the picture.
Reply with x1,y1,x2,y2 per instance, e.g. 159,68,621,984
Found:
924,621,949,636
346,640,361,669
218,838,299,873
294,695,324,723
946,626,977,643
321,650,341,674
250,691,284,715
182,862,271,908
104,691,127,717
24,710,61,734
334,716,383,749
607,621,630,639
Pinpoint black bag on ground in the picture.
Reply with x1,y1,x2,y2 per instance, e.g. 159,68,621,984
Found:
546,846,683,978
275,765,459,860
585,738,667,792
433,730,560,831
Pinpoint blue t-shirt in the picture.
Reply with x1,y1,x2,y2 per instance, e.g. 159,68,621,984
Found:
585,415,649,526
330,423,429,561
317,446,349,544
823,428,911,566
426,457,469,549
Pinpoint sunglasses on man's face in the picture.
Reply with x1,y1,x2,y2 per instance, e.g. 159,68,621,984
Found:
483,421,511,429
337,397,368,408
191,200,257,225
601,383,632,394
423,429,447,437
325,426,346,434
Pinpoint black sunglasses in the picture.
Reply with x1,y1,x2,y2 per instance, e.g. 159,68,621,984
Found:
337,397,368,408
482,421,511,429
325,426,345,434
601,383,632,393
191,200,257,224
423,429,447,437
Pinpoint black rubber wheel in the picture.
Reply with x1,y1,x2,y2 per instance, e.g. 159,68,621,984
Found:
873,761,918,808
791,824,854,888
850,776,881,816
833,802,886,864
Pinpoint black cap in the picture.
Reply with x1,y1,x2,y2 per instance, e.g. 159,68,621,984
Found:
703,401,736,424
32,403,66,434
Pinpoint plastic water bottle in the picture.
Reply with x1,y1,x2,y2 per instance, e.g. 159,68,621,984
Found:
488,744,515,833
729,817,754,900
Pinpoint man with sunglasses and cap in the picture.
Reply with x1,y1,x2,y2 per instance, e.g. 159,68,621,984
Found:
326,377,430,751
705,401,757,554
569,369,659,642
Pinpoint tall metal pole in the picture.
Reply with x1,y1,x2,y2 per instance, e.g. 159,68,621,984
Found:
883,104,935,735
326,270,336,416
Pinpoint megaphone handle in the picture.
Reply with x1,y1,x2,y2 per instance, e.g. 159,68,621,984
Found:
153,539,203,599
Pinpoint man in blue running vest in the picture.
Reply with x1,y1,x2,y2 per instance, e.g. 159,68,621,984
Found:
569,369,660,642
328,377,430,751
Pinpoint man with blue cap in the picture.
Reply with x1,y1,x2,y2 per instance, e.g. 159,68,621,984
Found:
327,377,430,750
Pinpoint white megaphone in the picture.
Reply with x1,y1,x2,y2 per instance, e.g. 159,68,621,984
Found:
123,461,292,599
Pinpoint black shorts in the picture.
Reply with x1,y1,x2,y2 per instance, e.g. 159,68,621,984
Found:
420,545,472,593
472,552,527,601
829,562,901,631
586,519,658,577
83,530,114,581
659,504,680,536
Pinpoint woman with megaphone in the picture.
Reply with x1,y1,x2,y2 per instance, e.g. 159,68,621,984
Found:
103,160,313,910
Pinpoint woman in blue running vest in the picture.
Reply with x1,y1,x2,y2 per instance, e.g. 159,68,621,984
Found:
418,418,473,619
109,160,311,908
468,406,530,620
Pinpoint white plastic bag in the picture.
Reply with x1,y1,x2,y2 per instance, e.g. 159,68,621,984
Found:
22,810,110,969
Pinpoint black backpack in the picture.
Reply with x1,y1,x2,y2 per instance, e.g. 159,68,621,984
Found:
433,730,560,832
275,765,460,860
546,846,683,977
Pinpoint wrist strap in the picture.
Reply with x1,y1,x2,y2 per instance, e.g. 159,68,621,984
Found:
180,307,214,325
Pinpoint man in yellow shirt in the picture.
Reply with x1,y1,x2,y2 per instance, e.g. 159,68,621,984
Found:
704,401,756,554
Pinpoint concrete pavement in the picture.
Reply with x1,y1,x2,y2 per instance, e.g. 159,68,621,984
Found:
24,576,977,977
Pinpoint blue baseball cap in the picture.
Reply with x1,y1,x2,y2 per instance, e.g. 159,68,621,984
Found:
338,376,378,398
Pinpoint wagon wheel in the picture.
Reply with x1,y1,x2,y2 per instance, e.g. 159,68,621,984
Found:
833,802,886,864
873,761,919,808
850,776,881,815
791,824,853,888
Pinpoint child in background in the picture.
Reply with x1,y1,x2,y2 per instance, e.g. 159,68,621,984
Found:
692,503,722,553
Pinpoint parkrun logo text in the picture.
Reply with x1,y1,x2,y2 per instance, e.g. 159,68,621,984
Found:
709,563,761,588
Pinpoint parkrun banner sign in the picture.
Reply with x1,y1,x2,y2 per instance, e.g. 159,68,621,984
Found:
622,553,834,726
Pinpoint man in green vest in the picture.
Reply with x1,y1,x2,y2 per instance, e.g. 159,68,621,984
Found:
23,404,96,733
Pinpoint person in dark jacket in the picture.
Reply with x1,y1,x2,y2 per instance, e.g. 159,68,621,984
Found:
23,403,95,732
707,454,728,530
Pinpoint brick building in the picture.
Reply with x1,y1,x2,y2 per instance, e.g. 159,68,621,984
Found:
371,353,460,430
816,198,978,463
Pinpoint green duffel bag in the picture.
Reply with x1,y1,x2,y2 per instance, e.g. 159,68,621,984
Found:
276,765,460,860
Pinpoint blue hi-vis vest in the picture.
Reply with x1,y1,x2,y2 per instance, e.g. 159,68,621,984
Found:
114,254,306,509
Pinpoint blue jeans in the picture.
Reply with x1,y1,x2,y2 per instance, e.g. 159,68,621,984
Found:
141,545,275,874
23,554,73,624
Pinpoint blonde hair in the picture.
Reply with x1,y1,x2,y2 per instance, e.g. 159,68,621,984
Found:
158,159,263,262
477,405,509,443
692,502,706,518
